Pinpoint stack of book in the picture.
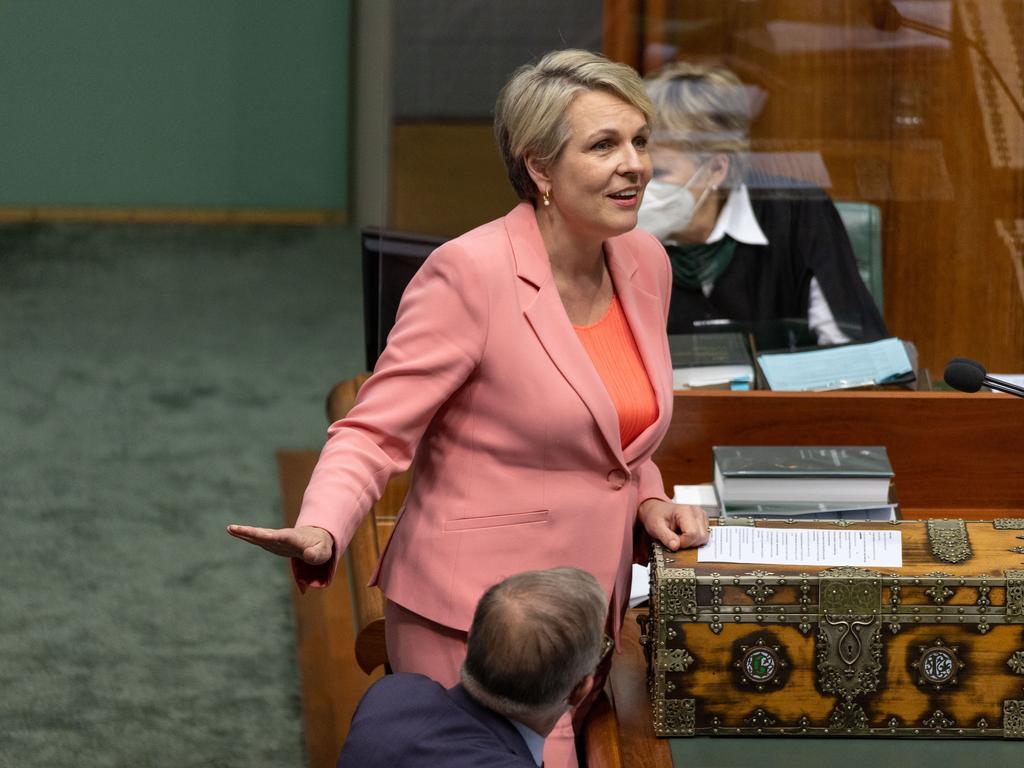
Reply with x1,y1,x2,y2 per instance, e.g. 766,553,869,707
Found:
669,332,754,390
712,445,897,521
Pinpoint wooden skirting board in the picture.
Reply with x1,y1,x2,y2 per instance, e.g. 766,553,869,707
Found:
0,207,347,225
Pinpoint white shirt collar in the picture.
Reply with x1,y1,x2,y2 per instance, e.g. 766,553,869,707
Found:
706,184,769,246
509,720,545,766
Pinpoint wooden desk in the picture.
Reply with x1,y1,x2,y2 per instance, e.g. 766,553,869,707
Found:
603,610,673,768
607,391,1024,765
303,386,1023,767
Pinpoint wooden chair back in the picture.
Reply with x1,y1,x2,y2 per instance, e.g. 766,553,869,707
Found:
326,374,407,674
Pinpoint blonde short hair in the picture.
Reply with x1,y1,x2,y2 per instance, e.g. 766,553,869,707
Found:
494,49,653,202
644,62,752,187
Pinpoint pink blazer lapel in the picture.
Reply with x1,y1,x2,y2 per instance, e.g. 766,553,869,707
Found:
605,237,673,464
505,204,626,465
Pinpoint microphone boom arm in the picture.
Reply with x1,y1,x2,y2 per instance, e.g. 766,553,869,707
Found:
982,376,1024,398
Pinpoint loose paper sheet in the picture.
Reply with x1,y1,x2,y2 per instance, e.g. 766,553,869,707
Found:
629,564,650,608
698,526,902,568
673,484,719,507
757,337,912,391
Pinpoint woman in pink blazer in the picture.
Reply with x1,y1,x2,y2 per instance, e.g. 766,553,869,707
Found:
229,49,708,766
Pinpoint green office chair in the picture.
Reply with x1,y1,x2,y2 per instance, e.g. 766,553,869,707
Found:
834,201,883,312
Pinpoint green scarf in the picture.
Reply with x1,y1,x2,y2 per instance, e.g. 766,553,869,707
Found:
664,235,738,290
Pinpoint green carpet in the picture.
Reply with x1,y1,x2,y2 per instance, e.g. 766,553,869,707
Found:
0,222,365,767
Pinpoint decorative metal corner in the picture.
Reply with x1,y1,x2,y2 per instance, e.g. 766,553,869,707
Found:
1007,570,1024,621
653,542,697,618
659,569,697,618
1003,699,1024,738
654,697,695,737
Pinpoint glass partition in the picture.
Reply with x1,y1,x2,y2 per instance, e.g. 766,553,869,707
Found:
624,0,1024,375
368,0,1023,376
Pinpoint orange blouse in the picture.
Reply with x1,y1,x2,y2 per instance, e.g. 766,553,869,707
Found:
574,296,659,448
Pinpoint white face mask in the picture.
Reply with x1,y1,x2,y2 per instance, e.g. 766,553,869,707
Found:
637,164,712,241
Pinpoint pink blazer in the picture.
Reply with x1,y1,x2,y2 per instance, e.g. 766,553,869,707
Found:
295,203,674,636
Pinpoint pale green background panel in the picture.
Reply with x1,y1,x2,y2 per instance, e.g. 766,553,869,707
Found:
0,1,350,209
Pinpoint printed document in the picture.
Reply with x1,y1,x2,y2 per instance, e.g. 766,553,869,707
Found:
698,526,902,568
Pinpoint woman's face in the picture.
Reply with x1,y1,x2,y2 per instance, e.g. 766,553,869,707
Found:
533,89,652,246
647,143,729,240
650,144,704,187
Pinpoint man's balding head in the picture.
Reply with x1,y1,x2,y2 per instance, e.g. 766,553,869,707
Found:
460,567,607,722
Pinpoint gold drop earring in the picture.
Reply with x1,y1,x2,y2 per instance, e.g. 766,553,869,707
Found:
542,189,551,207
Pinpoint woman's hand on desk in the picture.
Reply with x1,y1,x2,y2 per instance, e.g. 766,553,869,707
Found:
638,499,710,551
226,524,334,565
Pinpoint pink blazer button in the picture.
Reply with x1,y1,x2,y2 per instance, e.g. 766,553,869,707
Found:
607,469,627,489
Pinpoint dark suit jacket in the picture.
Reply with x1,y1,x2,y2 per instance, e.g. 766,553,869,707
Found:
337,674,539,767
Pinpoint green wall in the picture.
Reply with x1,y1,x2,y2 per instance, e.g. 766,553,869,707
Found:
0,1,351,210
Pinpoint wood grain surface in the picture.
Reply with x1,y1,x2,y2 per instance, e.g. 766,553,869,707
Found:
608,611,675,768
653,389,1024,517
655,520,1024,734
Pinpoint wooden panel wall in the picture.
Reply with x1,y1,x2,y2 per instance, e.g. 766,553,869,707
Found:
652,389,1024,518
389,122,520,237
606,0,1024,374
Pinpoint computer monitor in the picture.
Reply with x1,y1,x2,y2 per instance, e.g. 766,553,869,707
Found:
361,228,447,370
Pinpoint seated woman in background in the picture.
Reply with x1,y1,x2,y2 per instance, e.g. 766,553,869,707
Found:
637,62,888,346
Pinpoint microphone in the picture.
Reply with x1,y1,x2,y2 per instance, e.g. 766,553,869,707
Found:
867,0,901,31
944,358,1024,398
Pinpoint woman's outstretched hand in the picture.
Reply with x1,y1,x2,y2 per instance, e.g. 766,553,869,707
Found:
226,524,334,565
638,499,710,551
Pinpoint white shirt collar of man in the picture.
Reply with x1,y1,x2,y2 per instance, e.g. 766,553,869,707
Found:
705,184,769,246
509,719,545,766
